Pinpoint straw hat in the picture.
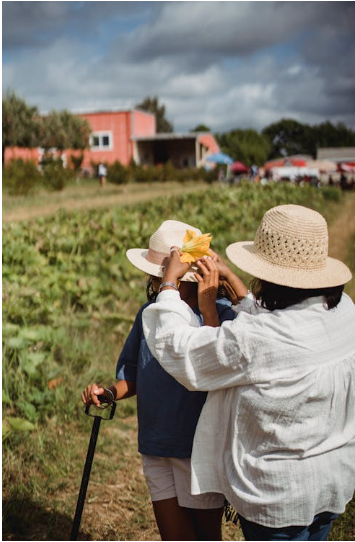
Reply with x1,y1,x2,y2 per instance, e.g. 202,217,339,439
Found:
126,220,200,281
226,204,352,289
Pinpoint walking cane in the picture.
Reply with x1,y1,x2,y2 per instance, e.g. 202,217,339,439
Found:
70,396,116,541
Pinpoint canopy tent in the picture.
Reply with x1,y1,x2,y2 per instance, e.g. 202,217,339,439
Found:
264,156,310,170
339,162,355,172
270,167,320,181
206,152,233,165
230,161,249,173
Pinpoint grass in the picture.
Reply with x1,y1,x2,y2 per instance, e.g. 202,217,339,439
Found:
2,183,355,541
2,179,210,223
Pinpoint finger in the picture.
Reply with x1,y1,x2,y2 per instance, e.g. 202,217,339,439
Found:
201,257,219,277
208,249,220,260
93,387,105,405
92,394,101,407
169,246,181,259
202,258,220,287
202,256,217,269
197,260,210,276
93,386,105,395
194,272,203,282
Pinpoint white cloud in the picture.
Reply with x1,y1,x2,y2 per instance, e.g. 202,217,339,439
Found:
2,1,355,132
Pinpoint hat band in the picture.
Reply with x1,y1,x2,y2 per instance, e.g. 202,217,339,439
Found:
146,247,169,265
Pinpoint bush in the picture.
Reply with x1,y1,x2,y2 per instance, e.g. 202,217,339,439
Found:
41,157,74,191
3,159,42,196
107,160,130,184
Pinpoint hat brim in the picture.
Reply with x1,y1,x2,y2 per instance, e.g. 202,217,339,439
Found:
226,241,352,289
126,248,198,282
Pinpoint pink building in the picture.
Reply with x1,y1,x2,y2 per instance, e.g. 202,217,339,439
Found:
5,108,219,171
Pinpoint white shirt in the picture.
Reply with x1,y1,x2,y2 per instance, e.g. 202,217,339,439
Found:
98,163,107,176
142,290,355,527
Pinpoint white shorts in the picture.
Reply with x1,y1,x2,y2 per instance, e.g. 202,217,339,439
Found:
142,455,224,510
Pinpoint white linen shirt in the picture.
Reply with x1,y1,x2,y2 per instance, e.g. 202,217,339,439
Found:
142,290,355,527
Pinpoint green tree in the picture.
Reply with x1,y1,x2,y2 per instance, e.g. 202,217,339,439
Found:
312,121,355,154
135,96,174,133
216,129,271,166
189,124,211,132
39,110,90,154
2,90,40,165
262,119,314,159
262,119,355,159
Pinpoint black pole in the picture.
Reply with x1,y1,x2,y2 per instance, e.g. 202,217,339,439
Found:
70,416,102,541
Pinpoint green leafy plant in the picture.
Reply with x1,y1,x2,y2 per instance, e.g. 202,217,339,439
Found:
3,158,43,195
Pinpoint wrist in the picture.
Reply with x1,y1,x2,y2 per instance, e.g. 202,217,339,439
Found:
105,386,117,401
163,271,180,283
159,281,179,293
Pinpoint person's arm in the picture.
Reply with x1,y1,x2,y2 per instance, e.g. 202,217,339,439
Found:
161,249,220,326
209,249,248,302
143,249,254,392
81,380,136,407
143,290,255,392
195,257,219,327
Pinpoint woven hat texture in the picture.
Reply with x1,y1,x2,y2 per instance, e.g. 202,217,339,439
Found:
126,220,200,281
226,204,352,288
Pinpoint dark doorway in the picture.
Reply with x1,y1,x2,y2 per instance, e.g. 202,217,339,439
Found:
153,141,169,164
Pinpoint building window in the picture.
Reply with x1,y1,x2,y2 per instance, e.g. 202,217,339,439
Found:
90,131,113,150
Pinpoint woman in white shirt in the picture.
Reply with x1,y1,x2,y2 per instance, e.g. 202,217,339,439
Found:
142,204,355,541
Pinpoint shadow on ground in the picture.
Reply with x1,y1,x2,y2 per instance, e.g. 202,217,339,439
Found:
2,496,93,541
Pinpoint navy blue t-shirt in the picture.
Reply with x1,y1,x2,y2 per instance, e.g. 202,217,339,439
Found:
116,297,235,458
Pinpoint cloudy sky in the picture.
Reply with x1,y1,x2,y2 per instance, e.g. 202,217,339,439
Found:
2,1,355,133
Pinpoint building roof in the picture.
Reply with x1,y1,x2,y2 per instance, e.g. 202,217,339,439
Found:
317,147,355,161
68,107,155,118
132,132,208,141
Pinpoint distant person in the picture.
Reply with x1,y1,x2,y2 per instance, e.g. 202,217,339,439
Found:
340,173,347,191
218,168,225,183
328,175,334,186
251,164,258,179
98,162,107,188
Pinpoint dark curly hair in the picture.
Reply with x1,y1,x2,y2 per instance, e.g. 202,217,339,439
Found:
146,276,238,304
146,277,159,302
250,278,344,311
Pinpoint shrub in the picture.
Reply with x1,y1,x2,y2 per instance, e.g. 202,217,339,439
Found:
107,160,130,184
41,157,74,191
3,159,42,196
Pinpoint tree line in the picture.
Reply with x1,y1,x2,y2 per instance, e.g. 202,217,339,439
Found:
3,91,355,168
2,90,91,165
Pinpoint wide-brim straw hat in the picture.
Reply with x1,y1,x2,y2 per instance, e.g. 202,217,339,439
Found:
226,204,352,289
126,220,201,282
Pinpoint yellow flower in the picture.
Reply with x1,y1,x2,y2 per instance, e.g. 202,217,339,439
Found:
180,230,212,263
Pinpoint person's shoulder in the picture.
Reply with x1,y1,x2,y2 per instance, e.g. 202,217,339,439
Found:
339,293,355,312
136,300,154,320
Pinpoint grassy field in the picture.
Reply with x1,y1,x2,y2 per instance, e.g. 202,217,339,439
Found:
2,179,210,223
2,181,355,541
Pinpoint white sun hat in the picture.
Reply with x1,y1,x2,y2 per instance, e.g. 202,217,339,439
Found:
126,220,201,281
226,204,352,289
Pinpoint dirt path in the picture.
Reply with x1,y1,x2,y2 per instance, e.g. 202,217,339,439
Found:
328,192,355,261
2,182,209,223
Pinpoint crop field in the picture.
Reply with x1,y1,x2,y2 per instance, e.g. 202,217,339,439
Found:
2,181,355,541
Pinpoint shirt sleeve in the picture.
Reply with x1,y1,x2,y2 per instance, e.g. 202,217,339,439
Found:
142,290,255,392
116,304,147,381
